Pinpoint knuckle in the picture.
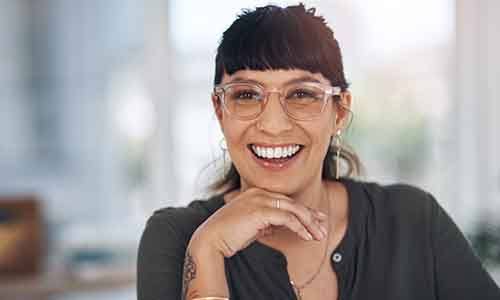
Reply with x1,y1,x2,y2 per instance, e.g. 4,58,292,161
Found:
289,220,300,231
251,207,266,220
303,212,314,226
295,222,309,232
305,206,315,218
293,204,310,222
247,186,259,192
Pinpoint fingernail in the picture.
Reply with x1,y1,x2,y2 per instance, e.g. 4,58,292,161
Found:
305,232,313,240
320,225,328,236
315,210,328,218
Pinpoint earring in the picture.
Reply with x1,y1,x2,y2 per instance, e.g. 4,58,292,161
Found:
332,129,342,179
219,137,228,171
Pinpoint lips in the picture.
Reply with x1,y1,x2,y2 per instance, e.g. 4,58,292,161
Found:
247,144,304,162
249,142,305,147
246,142,305,171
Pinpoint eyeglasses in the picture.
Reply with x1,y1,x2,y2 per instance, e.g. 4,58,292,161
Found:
213,81,342,121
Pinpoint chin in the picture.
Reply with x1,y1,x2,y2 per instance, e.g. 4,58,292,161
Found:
247,176,300,195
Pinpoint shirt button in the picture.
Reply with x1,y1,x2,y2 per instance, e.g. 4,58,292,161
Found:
332,252,342,263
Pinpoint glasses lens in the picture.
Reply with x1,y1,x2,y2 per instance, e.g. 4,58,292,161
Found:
224,84,263,118
284,84,325,120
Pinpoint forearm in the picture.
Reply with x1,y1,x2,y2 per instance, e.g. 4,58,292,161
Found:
182,235,230,300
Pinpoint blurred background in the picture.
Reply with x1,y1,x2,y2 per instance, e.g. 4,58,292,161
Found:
0,0,499,299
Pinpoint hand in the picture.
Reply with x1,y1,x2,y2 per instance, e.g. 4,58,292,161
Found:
189,187,328,257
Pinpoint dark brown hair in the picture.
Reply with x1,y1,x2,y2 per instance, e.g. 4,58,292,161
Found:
204,3,364,195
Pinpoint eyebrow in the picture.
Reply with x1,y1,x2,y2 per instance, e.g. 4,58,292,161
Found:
228,75,322,86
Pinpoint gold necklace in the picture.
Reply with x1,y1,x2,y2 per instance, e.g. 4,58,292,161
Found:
290,189,332,300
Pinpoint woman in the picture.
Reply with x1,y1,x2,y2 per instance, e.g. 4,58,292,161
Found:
137,4,500,300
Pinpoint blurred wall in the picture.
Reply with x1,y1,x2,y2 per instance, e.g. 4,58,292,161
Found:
0,1,498,298
454,0,500,226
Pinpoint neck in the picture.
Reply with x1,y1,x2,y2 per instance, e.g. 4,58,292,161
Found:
289,177,329,213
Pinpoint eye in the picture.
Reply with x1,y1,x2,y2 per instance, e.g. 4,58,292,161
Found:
227,86,262,102
287,88,322,100
293,90,314,98
235,90,259,100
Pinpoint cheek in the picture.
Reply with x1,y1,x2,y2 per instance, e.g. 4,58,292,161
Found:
307,118,334,143
305,122,334,159
221,120,249,151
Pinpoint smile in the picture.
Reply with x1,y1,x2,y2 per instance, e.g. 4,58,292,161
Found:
250,144,303,159
247,143,305,171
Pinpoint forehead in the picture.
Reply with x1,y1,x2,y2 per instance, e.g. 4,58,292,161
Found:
221,69,331,87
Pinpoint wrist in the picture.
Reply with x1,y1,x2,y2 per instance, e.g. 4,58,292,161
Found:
188,229,228,258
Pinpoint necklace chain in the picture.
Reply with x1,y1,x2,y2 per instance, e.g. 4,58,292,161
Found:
290,189,332,299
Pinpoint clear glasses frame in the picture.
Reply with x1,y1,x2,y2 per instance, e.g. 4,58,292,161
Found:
213,81,343,121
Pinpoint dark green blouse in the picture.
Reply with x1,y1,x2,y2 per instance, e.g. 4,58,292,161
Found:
137,177,500,299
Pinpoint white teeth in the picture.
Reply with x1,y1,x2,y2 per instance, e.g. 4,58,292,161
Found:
274,147,282,157
266,148,273,158
251,144,301,159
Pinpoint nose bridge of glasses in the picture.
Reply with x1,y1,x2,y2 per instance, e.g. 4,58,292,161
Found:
264,87,283,100
261,87,287,114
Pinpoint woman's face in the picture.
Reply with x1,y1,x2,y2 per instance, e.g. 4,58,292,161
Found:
212,69,351,194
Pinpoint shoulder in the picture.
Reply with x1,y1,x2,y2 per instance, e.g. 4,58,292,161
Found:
363,178,436,207
354,178,439,226
137,196,224,298
147,195,221,236
346,178,447,251
142,195,224,244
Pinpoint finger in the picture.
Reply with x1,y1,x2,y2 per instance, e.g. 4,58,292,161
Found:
259,190,327,221
263,196,326,241
261,208,314,241
257,226,275,237
312,209,328,220
270,208,317,241
281,201,327,241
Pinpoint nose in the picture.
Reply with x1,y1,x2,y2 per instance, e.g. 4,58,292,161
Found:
255,91,293,134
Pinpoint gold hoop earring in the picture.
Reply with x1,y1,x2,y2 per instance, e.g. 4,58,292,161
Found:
332,129,342,179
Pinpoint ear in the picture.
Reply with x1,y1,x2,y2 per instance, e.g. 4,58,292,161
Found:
335,91,352,130
211,93,224,126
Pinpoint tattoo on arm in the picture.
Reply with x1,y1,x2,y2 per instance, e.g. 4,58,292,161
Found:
182,250,197,300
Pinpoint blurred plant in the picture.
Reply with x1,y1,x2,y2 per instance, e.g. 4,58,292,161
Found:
347,83,431,181
467,221,500,268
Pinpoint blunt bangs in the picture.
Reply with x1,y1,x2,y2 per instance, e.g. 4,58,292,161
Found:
214,4,349,90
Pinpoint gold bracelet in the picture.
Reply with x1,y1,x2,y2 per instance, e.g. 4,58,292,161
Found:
191,297,229,300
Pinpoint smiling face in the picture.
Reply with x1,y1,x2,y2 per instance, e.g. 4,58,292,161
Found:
212,68,351,194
